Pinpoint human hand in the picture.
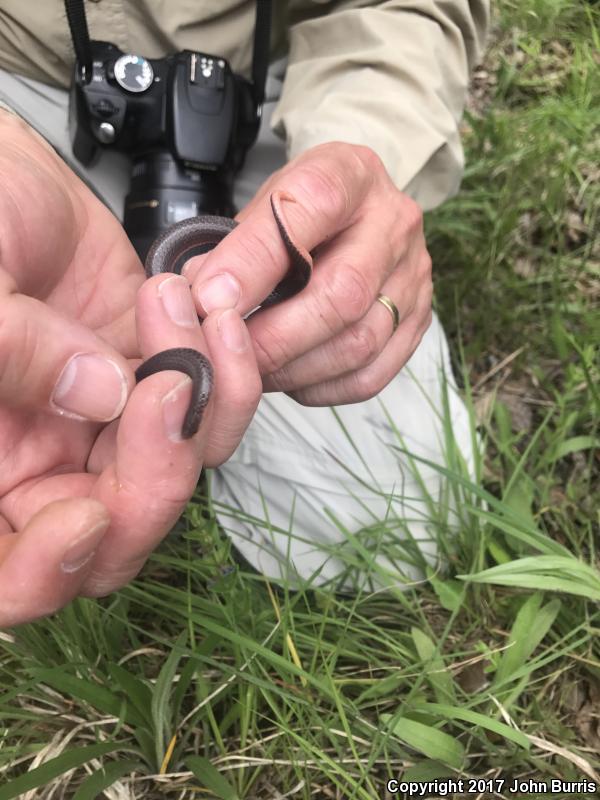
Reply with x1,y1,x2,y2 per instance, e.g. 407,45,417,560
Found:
0,113,261,626
183,142,433,405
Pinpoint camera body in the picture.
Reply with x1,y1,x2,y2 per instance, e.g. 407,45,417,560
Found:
70,41,261,259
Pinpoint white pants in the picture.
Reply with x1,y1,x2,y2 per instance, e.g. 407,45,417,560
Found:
0,65,475,590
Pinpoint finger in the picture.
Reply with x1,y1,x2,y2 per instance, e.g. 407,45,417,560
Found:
82,278,261,598
200,308,262,466
86,420,119,475
136,273,206,355
261,246,426,391
0,116,143,343
0,514,12,537
136,274,261,466
48,244,143,357
41,211,143,359
0,269,135,423
0,117,81,298
0,498,110,628
94,303,140,360
183,143,378,317
246,192,425,376
286,279,433,407
83,368,212,597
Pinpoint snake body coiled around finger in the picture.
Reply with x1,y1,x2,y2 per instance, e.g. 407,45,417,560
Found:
134,192,312,439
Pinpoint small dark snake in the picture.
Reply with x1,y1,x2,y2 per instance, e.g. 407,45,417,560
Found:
134,191,312,439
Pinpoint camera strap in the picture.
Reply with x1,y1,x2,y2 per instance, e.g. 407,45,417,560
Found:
251,1,272,108
64,0,272,108
64,0,93,81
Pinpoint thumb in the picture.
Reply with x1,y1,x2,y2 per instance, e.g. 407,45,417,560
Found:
0,497,111,628
0,272,135,422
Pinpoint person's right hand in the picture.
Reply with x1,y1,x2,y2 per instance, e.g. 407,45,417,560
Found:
0,112,261,628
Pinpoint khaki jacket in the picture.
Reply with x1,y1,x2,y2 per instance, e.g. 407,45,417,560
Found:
0,1,489,209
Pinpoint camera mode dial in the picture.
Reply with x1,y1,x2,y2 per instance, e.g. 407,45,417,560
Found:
114,54,154,93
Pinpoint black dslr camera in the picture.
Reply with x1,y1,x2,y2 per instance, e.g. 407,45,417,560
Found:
69,40,263,260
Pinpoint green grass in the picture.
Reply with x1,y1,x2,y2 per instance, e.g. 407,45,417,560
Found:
1,2,599,797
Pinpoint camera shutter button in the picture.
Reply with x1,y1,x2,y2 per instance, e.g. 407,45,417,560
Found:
96,122,116,143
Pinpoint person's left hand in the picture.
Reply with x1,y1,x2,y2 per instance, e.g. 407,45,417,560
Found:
183,142,433,405
0,113,262,625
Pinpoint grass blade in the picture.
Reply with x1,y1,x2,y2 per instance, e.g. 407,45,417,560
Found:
412,702,530,749
151,629,188,769
72,759,143,800
411,627,456,703
29,667,146,728
186,756,240,800
494,594,561,686
0,743,123,800
384,715,465,769
459,557,600,602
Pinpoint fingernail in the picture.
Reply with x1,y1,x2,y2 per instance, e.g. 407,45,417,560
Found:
181,261,192,278
181,253,207,281
217,308,250,353
162,376,192,442
51,354,128,422
158,275,197,327
195,272,240,314
61,519,109,574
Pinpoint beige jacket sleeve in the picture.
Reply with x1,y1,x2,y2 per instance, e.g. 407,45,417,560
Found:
272,1,489,210
0,0,489,209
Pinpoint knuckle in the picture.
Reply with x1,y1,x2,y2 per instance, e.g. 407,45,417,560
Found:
108,458,192,518
350,143,384,176
288,386,315,407
83,566,143,598
323,261,373,326
0,298,37,391
420,251,433,281
289,143,388,231
399,194,424,237
236,228,282,282
263,365,290,392
252,323,295,375
294,160,351,222
347,321,380,366
351,367,383,403
224,370,263,412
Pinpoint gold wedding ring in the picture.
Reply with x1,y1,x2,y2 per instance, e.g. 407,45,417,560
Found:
376,294,400,334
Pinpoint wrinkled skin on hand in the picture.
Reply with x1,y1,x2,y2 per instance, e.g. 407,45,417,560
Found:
185,141,433,406
0,113,261,625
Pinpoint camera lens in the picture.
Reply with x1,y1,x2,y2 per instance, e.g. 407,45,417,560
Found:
124,151,235,264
